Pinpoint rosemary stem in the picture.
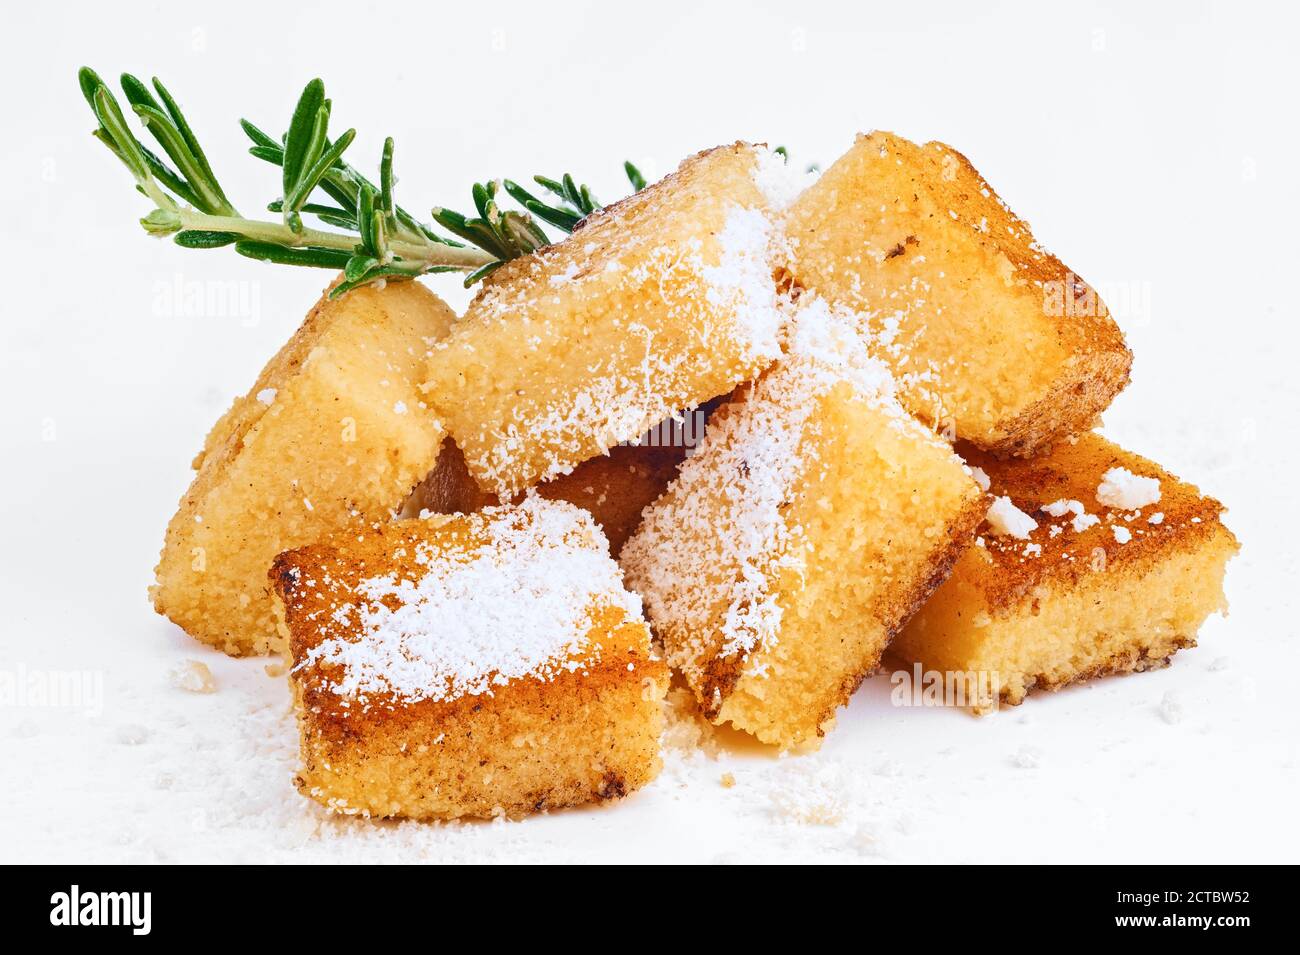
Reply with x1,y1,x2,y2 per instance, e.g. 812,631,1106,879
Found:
175,209,496,270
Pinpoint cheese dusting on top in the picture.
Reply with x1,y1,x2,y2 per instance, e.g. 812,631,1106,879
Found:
622,296,929,675
298,498,641,704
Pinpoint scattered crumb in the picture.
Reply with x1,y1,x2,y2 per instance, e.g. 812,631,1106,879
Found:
168,660,216,694
1011,745,1041,769
873,759,902,777
768,762,849,825
850,823,884,857
661,687,721,758
116,724,151,746
1159,691,1184,725
720,772,736,789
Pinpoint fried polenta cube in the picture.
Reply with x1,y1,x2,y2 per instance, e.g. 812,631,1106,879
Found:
404,426,694,555
152,280,455,656
893,433,1239,709
270,497,668,820
782,132,1132,455
422,143,800,498
621,299,985,748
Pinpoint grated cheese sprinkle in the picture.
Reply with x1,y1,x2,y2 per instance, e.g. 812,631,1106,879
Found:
298,498,641,704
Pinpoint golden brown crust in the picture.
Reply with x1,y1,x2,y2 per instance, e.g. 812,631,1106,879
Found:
960,433,1237,613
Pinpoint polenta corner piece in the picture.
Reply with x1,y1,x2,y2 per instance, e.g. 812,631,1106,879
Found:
621,298,985,749
152,281,456,656
422,143,805,498
893,433,1239,709
782,131,1132,455
270,496,668,820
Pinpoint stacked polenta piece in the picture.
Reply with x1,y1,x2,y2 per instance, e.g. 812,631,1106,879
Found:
151,134,1235,820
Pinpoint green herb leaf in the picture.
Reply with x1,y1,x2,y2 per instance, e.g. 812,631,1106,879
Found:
175,230,238,248
282,79,326,201
91,86,150,183
462,260,505,288
285,127,356,213
624,160,647,192
234,241,351,269
152,77,232,213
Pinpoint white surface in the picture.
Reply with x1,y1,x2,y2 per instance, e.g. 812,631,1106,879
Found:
2,0,1297,864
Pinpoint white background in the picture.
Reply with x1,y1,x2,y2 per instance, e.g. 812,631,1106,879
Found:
1,0,1296,863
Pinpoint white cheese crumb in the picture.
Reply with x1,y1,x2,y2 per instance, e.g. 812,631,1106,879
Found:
1011,745,1041,769
393,401,408,415
767,761,849,824
1041,498,1083,518
116,724,150,745
1096,467,1161,509
1072,513,1100,533
985,496,1038,539
750,145,817,210
169,659,216,694
1158,691,1184,725
1148,512,1164,524
1112,525,1132,544
255,388,277,404
969,466,990,491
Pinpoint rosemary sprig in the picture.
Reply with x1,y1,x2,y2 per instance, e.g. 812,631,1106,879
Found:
80,68,650,293
80,68,492,296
